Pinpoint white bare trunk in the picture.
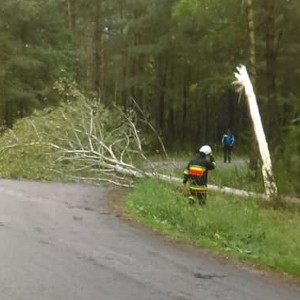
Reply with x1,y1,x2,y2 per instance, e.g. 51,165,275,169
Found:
234,65,278,199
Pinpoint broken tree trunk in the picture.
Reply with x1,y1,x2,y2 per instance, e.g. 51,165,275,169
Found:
234,65,278,199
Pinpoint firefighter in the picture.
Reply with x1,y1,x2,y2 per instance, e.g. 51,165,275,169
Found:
183,145,216,205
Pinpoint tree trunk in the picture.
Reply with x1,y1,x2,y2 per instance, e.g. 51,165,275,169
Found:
246,0,257,81
159,65,167,133
182,79,188,142
265,0,279,143
93,0,104,100
65,0,73,30
245,0,259,171
4,102,14,129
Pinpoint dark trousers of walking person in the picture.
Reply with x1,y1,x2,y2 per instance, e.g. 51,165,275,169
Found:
223,145,232,163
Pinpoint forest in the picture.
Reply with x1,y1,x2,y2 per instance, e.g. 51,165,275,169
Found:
0,0,299,195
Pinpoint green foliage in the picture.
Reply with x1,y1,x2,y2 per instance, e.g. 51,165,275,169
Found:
52,74,86,104
173,0,238,28
126,178,300,277
0,88,157,182
0,119,58,181
0,0,77,127
274,120,300,196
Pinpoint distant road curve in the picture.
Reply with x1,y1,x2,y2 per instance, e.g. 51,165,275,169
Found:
0,179,299,300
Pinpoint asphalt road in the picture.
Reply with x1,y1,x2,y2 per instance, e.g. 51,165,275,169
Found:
0,179,299,300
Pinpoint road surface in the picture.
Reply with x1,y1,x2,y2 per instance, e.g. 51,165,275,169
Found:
0,179,299,300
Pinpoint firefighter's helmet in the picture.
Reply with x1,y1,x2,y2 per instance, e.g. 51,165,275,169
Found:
199,145,212,155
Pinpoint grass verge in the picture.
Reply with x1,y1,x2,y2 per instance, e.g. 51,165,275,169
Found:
125,177,300,277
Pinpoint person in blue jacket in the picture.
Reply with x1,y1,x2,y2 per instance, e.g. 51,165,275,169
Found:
221,129,235,163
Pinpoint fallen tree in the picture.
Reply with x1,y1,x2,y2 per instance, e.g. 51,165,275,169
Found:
0,94,271,200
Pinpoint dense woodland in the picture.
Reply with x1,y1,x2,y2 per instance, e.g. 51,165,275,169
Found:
0,0,299,193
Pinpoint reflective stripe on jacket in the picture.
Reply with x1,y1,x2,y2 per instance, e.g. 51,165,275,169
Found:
183,153,215,188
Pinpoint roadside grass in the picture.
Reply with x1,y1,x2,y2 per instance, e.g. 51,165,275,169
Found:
209,161,265,193
125,177,300,277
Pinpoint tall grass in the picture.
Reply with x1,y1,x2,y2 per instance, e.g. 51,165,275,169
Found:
126,178,300,277
209,161,265,193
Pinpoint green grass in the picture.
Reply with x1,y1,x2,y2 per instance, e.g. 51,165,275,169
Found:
125,177,300,277
209,161,265,193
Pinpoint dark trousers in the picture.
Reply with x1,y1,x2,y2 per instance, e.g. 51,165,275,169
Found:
223,145,232,163
189,189,207,205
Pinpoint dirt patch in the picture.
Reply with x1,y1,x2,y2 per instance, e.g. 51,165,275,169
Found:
106,187,178,239
106,187,132,220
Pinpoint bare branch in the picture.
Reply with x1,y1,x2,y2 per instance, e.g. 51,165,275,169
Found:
130,97,169,159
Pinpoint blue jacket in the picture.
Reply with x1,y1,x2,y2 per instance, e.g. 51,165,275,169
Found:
222,134,234,146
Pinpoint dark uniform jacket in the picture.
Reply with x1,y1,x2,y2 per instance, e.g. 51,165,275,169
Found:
183,153,216,191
